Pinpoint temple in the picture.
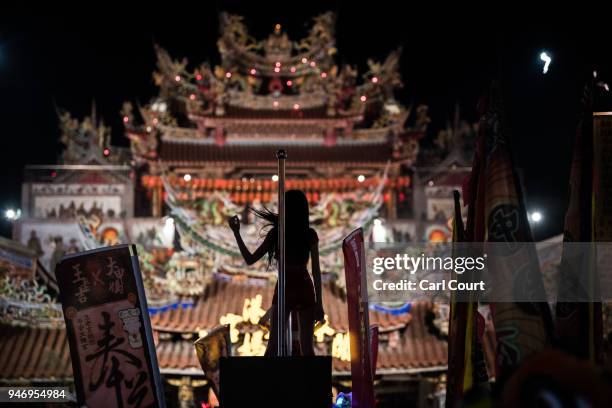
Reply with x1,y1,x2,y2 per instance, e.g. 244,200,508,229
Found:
0,12,475,407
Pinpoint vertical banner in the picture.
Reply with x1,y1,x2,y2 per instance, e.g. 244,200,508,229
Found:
369,325,379,378
591,111,612,362
593,113,612,240
480,83,552,383
556,86,602,362
343,228,375,408
56,244,164,408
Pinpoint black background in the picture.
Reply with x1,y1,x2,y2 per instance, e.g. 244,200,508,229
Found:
1,2,610,240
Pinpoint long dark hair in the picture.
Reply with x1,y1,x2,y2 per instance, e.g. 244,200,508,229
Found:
250,189,310,267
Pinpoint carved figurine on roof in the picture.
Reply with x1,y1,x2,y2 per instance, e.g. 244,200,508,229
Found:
121,101,163,166
418,105,477,166
217,12,336,74
59,105,128,165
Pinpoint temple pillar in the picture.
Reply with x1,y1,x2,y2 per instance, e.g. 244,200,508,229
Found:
386,189,397,220
152,184,163,218
324,127,337,146
344,122,353,138
214,126,225,146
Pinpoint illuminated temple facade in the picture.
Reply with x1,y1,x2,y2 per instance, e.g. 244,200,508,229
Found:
0,13,474,407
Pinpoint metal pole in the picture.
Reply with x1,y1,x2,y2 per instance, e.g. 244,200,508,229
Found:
276,149,287,356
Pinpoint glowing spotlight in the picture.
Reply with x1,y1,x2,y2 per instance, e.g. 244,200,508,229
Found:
540,52,551,74
4,208,21,221
529,211,543,223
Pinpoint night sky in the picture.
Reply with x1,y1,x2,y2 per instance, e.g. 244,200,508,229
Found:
0,3,610,239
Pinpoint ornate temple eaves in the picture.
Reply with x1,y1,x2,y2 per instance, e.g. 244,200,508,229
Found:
158,123,394,141
157,139,396,168
150,12,405,123
217,12,337,75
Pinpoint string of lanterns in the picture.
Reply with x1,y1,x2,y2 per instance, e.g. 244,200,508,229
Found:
142,175,410,192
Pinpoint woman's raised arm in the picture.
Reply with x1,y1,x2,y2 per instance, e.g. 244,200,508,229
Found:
228,215,272,265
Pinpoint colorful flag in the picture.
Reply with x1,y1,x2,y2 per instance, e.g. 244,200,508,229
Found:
55,245,165,408
370,324,379,377
446,189,489,407
591,109,611,362
194,324,232,398
478,82,554,384
343,228,375,408
446,190,469,406
555,84,603,362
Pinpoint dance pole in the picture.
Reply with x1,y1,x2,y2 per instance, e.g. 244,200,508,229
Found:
276,149,288,356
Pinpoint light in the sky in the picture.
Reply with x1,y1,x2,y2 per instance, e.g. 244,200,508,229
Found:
4,208,21,221
529,211,543,223
540,52,551,74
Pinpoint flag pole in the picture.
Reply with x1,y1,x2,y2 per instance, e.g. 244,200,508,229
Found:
276,149,288,356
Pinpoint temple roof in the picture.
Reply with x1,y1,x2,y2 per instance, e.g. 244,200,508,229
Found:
0,300,447,380
0,325,72,382
118,12,425,170
150,280,409,334
154,302,447,375
157,138,395,167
